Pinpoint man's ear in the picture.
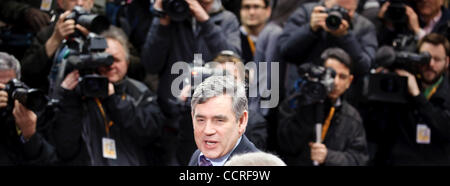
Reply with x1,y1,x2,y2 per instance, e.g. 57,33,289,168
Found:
238,110,248,135
346,74,354,89
266,6,272,20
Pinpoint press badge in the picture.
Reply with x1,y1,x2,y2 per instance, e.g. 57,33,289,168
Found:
102,137,117,159
40,0,52,11
416,124,431,144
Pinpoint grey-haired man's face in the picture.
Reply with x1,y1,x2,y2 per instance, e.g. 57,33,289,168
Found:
192,95,247,159
57,0,94,11
0,69,16,84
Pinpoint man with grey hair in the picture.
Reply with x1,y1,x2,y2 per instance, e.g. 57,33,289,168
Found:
143,0,241,165
0,52,58,165
52,26,164,166
188,75,259,166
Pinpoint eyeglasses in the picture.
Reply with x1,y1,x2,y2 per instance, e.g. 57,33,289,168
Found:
241,4,267,11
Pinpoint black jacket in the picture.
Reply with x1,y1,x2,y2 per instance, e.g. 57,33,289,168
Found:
52,77,164,166
277,99,369,166
278,2,377,77
188,135,259,166
368,75,450,165
0,108,58,165
141,9,241,117
20,20,56,92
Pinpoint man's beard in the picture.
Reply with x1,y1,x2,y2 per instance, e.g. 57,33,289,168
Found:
421,68,443,85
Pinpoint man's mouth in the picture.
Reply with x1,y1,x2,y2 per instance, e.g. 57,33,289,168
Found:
204,140,218,148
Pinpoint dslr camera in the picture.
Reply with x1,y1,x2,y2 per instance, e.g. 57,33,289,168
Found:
65,6,110,37
381,0,415,34
59,33,114,98
2,79,48,113
323,5,351,30
363,45,431,103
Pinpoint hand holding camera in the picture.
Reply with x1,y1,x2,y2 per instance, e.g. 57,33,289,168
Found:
310,5,351,37
152,0,210,24
310,6,328,32
13,100,37,141
395,69,420,96
0,83,7,108
378,0,420,35
185,0,210,22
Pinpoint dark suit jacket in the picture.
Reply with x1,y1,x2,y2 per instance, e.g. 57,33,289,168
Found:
188,135,259,166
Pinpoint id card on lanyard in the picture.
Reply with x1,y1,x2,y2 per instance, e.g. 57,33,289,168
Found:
95,98,117,159
416,124,431,144
40,0,52,11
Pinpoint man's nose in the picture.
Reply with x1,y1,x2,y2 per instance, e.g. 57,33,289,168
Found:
76,0,85,6
203,121,216,135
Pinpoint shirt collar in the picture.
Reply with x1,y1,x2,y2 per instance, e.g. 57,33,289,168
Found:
240,26,258,42
199,136,242,166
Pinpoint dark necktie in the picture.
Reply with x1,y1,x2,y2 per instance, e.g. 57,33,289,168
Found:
199,155,213,166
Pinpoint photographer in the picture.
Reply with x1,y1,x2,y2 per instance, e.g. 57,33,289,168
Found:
20,0,95,92
141,0,241,165
279,0,377,77
377,0,450,46
278,0,377,112
52,26,164,166
277,48,369,166
369,33,450,165
0,52,57,165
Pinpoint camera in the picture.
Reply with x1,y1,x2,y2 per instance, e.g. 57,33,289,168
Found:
324,5,351,30
381,0,414,34
385,0,407,24
363,45,431,103
65,6,110,37
59,33,114,98
296,63,336,106
2,79,48,113
163,0,190,22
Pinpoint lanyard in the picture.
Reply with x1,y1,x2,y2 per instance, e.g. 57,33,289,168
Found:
94,98,114,136
247,36,256,56
321,106,336,142
424,76,443,100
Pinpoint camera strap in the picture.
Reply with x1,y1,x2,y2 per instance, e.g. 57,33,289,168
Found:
321,106,335,142
246,36,256,56
94,98,114,137
424,76,443,100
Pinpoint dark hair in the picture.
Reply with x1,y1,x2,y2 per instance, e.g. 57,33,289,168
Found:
417,33,450,57
320,47,353,74
242,0,271,7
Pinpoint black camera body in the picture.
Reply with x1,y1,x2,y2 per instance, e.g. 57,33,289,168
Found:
65,6,110,37
385,0,407,23
61,33,114,98
2,79,48,113
296,63,336,106
163,0,190,22
382,0,415,34
324,5,351,30
66,52,114,98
